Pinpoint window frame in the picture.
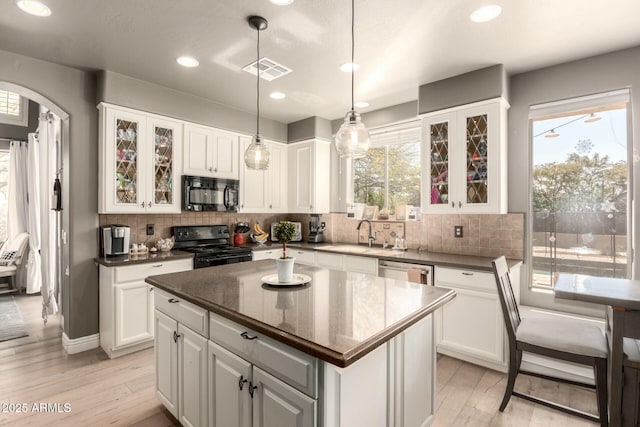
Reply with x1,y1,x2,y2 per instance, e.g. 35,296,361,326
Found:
0,91,29,127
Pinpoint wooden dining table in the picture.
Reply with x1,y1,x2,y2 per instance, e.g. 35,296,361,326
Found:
554,273,640,426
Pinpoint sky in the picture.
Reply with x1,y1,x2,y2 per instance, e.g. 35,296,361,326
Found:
532,107,627,165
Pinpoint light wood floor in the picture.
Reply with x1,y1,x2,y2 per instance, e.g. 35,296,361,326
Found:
1,294,598,426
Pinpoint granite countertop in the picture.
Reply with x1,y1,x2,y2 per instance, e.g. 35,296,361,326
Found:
146,260,456,367
94,250,194,267
248,242,522,272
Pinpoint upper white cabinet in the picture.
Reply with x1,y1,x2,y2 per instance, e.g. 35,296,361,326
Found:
239,137,288,213
183,123,239,180
98,104,182,214
421,98,508,214
288,139,330,214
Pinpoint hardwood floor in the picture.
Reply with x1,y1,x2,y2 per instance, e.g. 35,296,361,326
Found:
1,294,598,426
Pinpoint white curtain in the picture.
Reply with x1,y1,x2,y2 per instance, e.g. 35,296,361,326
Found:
7,141,28,239
39,112,58,320
25,133,42,295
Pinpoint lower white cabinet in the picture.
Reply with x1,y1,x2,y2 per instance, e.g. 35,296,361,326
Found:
288,248,316,266
208,341,315,427
155,288,209,427
252,249,280,261
99,258,193,358
434,265,520,372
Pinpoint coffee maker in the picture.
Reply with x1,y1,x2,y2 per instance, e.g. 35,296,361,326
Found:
100,224,131,256
308,214,325,243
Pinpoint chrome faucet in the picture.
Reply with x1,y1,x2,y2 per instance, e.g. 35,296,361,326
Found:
356,219,375,248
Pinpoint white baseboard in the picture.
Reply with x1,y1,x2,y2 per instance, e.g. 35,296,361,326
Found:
62,332,100,354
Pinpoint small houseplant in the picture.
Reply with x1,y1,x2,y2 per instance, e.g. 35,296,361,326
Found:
273,221,297,282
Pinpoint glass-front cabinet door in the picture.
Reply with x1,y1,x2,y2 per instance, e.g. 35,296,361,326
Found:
465,113,489,206
148,117,182,213
422,113,455,212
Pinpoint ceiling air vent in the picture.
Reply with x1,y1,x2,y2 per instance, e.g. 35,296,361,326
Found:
243,57,292,81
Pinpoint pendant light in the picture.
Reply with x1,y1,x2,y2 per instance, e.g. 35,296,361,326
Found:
334,0,370,158
244,15,271,170
545,129,559,138
584,113,602,123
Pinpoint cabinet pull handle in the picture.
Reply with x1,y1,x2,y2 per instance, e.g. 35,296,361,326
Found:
168,298,180,303
269,204,272,209
149,287,154,292
172,331,181,343
214,168,218,173
451,201,454,208
238,375,248,390
141,202,145,207
459,201,462,208
248,381,258,398
148,201,152,208
240,331,258,340
462,272,474,276
152,264,164,267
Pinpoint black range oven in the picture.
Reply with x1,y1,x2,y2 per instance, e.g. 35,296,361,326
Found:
173,225,252,269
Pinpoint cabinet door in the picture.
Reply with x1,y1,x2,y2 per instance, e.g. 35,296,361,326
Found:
239,136,269,212
184,124,215,177
114,282,154,347
421,113,456,213
102,107,147,213
208,341,252,427
148,116,182,213
289,142,314,213
268,142,287,212
435,286,504,364
252,367,316,427
211,130,238,179
155,310,179,417
179,324,208,427
252,250,280,261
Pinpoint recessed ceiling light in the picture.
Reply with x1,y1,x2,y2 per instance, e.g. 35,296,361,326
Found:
176,56,199,68
270,92,286,100
355,101,369,108
16,0,51,17
340,62,360,73
269,0,294,4
469,5,502,23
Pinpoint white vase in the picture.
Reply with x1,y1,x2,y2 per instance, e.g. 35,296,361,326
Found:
276,257,296,283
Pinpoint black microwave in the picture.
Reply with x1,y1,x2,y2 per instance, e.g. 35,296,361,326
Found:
182,175,239,212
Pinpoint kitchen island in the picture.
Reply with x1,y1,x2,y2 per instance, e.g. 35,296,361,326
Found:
146,259,456,427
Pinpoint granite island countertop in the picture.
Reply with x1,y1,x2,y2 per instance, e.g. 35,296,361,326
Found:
248,242,522,271
146,259,456,367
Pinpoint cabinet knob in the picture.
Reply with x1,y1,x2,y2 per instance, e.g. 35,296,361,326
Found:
141,202,145,207
152,264,164,268
240,331,258,340
168,298,180,303
149,286,154,292
148,201,152,208
238,375,248,391
208,167,213,172
269,205,272,209
172,330,181,343
248,381,258,398
309,205,313,209
214,167,218,173
462,272,474,276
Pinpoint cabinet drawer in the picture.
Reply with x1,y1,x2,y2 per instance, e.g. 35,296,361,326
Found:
316,252,343,270
289,249,316,266
155,288,208,337
114,258,193,283
252,250,280,261
344,255,377,275
435,266,495,292
209,312,317,398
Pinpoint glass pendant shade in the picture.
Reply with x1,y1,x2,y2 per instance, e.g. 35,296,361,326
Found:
244,134,270,170
335,110,370,158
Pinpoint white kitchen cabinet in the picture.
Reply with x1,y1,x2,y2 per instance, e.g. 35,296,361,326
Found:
434,264,520,372
288,248,316,266
98,103,182,214
239,137,288,213
99,258,193,358
252,249,281,261
288,139,330,214
421,98,508,214
183,123,239,180
155,288,209,427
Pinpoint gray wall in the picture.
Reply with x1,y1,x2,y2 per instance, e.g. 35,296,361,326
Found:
331,101,418,134
0,100,39,146
508,45,640,315
1,48,98,340
418,64,508,115
288,116,333,143
97,70,288,143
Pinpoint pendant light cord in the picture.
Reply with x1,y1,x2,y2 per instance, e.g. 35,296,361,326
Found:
351,0,355,112
256,27,261,136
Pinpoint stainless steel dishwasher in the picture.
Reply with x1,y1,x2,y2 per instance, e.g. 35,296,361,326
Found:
378,259,434,285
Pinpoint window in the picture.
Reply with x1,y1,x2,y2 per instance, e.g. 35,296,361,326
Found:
353,122,421,214
530,91,630,288
0,90,28,127
0,150,9,242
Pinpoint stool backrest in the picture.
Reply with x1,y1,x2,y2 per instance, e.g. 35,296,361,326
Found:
492,256,521,343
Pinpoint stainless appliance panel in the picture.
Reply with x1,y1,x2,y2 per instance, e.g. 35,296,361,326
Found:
378,259,433,286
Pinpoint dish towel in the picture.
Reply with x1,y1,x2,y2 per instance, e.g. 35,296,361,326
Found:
407,268,425,284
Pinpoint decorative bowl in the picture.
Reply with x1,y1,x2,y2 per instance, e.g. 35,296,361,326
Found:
250,233,269,244
157,236,175,252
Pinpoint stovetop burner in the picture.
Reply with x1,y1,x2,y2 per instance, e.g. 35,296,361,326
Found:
173,224,252,268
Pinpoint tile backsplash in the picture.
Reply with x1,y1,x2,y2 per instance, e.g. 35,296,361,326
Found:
99,211,524,260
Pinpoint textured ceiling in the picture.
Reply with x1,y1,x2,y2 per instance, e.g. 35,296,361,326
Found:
1,0,639,123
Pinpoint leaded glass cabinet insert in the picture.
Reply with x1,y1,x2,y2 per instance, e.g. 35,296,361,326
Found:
154,125,174,205
465,114,488,205
115,118,139,205
429,121,450,206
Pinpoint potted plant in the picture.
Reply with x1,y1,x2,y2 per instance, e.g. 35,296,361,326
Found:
273,221,297,282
